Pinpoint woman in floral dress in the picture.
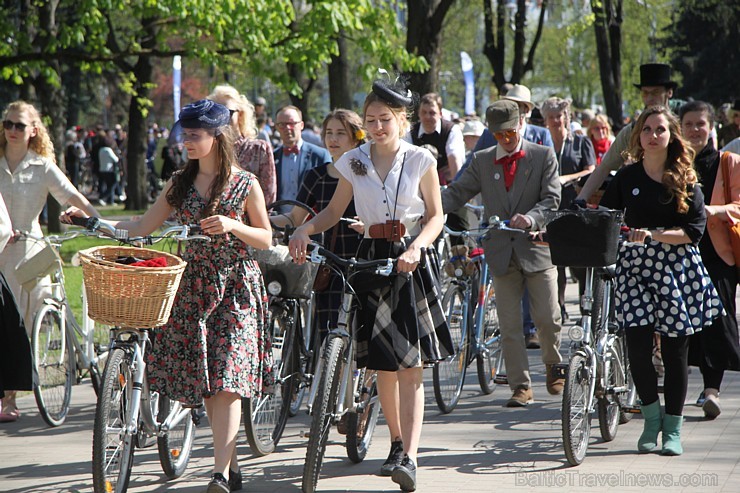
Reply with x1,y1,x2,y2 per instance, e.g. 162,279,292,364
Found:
64,100,272,493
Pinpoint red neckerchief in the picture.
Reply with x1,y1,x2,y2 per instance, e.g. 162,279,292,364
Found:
591,138,610,164
496,149,526,191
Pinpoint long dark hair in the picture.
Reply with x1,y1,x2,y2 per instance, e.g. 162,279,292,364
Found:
624,105,696,214
166,126,237,217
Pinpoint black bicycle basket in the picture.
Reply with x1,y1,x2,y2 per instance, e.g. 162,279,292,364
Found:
545,208,624,267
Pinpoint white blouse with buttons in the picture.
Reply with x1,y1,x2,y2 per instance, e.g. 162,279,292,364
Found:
334,140,435,238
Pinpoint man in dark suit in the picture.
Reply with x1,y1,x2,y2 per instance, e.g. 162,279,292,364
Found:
442,100,564,407
273,105,332,204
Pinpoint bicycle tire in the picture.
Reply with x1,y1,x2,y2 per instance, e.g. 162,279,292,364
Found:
243,305,295,456
346,370,380,463
433,284,468,414
157,397,196,479
32,305,75,427
92,347,135,493
617,335,637,424
302,337,345,493
476,281,502,395
562,352,592,466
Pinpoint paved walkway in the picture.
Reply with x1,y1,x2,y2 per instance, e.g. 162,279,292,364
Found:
2,282,739,493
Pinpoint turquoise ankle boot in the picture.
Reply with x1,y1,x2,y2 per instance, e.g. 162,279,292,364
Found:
661,414,683,456
638,401,662,452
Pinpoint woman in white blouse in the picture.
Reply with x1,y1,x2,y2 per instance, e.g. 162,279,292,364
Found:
0,100,99,421
289,80,452,492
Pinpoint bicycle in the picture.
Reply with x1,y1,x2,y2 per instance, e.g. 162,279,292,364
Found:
72,218,208,493
301,244,390,493
432,217,517,414
14,229,112,427
240,199,322,456
545,208,638,466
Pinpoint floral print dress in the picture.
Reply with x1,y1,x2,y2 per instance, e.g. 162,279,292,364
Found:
148,170,272,406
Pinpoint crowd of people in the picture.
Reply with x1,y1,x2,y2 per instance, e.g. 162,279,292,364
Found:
0,61,738,492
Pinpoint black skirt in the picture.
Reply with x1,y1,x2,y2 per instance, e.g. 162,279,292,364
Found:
353,239,453,371
0,272,34,398
688,256,740,371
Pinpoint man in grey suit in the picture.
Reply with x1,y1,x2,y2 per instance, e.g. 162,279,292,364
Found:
442,100,564,407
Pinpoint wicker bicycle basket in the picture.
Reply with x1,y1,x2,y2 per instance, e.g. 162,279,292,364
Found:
78,246,187,328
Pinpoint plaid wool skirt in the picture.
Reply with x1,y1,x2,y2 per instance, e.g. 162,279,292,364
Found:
353,238,453,371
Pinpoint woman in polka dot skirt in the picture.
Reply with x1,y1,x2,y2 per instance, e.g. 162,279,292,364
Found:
599,105,723,456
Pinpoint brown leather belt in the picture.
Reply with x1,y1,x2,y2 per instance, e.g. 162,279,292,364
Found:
367,220,406,241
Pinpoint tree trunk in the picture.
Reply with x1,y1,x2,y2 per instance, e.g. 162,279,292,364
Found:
126,55,154,210
405,0,456,96
328,34,352,110
36,0,65,233
483,0,509,92
591,0,623,131
287,62,316,122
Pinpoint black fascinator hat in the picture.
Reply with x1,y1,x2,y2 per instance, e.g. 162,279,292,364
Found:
371,75,416,108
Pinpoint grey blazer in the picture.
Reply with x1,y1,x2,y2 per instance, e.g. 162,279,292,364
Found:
442,139,561,276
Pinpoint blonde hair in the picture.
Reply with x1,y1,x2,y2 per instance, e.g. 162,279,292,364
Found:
624,105,696,214
362,92,410,137
587,114,612,140
208,85,257,140
0,101,56,163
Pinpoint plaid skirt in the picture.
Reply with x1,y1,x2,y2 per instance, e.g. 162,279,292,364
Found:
354,239,453,371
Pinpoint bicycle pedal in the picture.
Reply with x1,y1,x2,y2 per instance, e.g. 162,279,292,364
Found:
550,364,568,379
493,374,508,385
621,405,642,414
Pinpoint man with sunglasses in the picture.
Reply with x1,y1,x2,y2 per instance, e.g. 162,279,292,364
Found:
442,100,564,407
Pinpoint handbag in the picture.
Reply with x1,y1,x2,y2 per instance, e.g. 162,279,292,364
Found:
312,223,340,292
721,151,740,271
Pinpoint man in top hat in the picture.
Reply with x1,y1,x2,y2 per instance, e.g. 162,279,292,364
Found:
577,63,677,201
442,100,564,407
717,100,740,149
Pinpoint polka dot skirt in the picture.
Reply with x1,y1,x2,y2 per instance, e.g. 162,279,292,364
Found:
615,242,724,337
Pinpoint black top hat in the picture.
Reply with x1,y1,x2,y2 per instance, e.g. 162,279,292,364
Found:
633,63,677,90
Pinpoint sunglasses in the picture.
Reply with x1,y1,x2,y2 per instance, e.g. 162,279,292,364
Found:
493,129,518,141
3,120,28,132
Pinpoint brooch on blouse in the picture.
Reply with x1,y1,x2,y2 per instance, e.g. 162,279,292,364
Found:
349,157,367,176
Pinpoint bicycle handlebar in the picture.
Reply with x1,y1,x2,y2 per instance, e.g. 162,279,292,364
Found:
307,242,395,277
72,216,211,244
444,215,526,239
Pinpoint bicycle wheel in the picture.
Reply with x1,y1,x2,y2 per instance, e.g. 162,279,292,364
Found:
157,397,196,479
346,370,380,463
243,304,295,456
32,305,75,427
562,352,592,466
302,337,345,493
476,281,502,394
433,284,468,414
617,335,637,424
92,347,135,493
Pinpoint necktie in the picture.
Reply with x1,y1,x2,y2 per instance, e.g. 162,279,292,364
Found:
496,150,526,191
284,145,299,155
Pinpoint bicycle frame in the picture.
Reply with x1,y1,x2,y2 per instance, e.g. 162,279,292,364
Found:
111,329,191,437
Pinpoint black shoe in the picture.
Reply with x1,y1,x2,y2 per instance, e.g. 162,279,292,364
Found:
206,473,230,493
380,440,404,476
228,469,242,491
391,455,417,492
